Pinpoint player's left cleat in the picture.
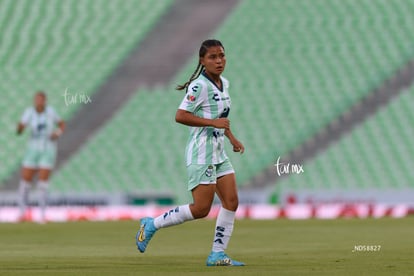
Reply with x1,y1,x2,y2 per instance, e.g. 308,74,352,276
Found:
206,251,245,266
136,217,157,253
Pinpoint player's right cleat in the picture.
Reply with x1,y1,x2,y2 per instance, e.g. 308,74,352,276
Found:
206,251,245,266
136,217,157,253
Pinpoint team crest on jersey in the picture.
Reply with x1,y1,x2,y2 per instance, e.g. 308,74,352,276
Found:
205,165,214,177
187,94,196,102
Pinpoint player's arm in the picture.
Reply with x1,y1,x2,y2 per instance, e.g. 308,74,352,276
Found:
50,120,65,140
176,81,231,128
17,108,30,135
175,109,229,129
225,128,245,154
16,122,25,135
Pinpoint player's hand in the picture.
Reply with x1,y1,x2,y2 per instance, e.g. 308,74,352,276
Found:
212,118,230,129
231,139,245,154
50,130,62,140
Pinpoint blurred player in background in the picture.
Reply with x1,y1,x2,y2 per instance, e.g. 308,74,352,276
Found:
136,39,245,266
16,91,65,223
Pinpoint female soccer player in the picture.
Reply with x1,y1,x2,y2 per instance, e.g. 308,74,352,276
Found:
136,39,245,266
17,92,65,223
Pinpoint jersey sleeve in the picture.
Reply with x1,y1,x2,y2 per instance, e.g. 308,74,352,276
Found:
20,108,32,125
178,81,206,113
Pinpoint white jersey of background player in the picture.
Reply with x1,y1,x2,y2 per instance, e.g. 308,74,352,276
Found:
17,92,65,223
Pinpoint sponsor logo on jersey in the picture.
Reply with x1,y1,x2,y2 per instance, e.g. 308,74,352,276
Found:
212,94,230,102
187,94,196,102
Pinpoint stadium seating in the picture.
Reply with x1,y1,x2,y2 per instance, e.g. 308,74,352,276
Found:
50,0,414,203
0,0,173,183
216,0,414,183
271,85,414,201
3,0,411,204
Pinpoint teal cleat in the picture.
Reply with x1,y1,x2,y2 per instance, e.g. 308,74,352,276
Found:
136,217,157,253
206,251,245,266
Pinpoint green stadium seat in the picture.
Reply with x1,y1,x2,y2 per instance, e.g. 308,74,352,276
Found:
275,86,414,199
0,0,173,184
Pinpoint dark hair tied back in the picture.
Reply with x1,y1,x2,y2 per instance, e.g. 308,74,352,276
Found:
176,39,224,91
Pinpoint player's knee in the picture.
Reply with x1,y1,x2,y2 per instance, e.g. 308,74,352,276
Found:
199,207,211,218
223,196,239,212
21,168,34,182
191,204,211,219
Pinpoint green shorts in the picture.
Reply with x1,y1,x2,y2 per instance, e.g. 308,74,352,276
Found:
22,147,56,169
186,159,235,191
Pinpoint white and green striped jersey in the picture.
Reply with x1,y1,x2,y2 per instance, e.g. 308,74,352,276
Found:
20,106,61,150
178,71,231,165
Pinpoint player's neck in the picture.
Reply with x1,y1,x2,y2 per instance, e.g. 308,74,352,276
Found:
203,71,222,89
35,106,45,113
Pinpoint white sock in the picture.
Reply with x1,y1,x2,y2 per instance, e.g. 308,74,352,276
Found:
153,204,194,229
212,207,236,252
38,181,49,221
18,180,31,217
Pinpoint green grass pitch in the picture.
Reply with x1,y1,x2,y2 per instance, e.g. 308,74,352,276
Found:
0,218,412,275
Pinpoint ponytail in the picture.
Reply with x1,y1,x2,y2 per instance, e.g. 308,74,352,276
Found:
176,63,204,91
